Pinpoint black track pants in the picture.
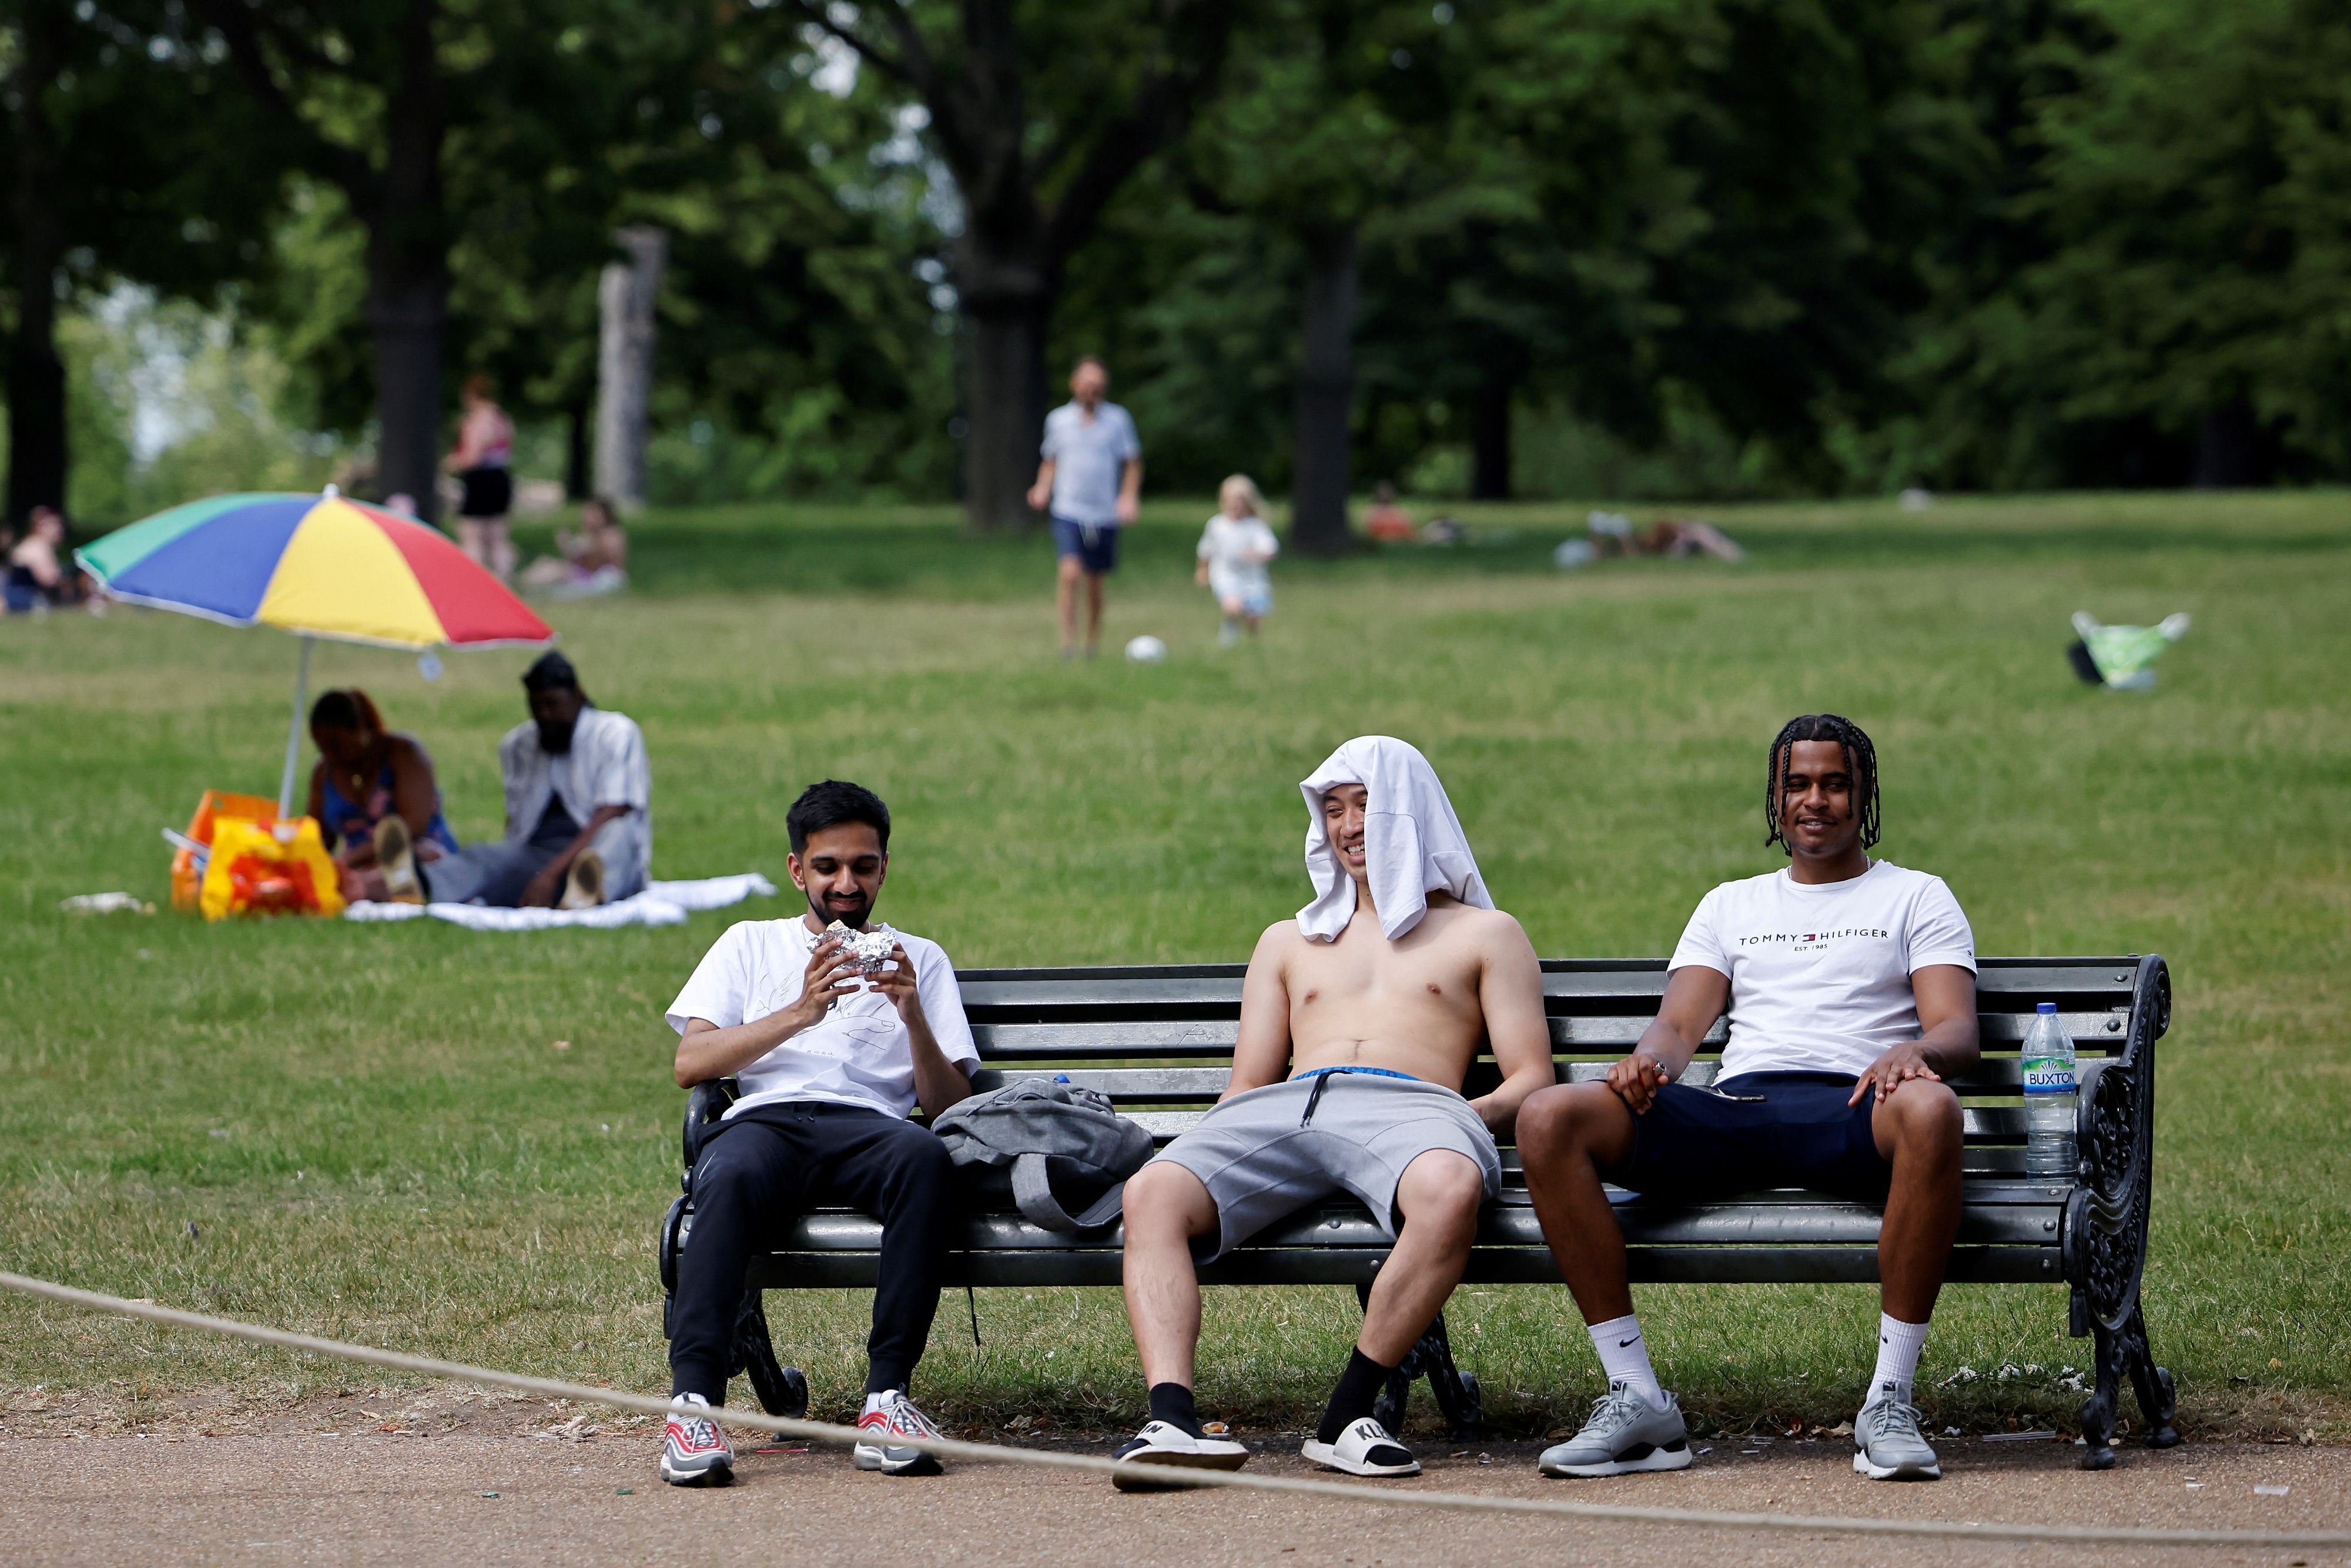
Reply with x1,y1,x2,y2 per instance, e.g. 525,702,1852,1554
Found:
669,1101,955,1403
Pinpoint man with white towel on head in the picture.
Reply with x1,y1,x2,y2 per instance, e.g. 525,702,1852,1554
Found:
1110,737,1557,1487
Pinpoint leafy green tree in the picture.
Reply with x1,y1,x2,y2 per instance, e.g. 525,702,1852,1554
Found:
192,0,729,519
1,0,276,526
783,0,1238,528
1942,0,2351,486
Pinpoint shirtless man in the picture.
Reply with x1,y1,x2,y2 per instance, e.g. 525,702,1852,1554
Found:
1111,736,1556,1486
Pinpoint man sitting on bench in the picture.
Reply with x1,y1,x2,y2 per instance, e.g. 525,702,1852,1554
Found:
658,780,978,1487
1112,736,1556,1485
1517,713,1978,1483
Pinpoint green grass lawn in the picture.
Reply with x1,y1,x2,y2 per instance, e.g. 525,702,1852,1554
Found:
1,490,2344,1442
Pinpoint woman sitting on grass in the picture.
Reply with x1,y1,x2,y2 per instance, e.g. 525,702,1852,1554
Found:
304,688,457,904
519,496,629,599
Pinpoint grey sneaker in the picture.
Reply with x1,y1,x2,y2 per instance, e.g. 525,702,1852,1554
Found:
1538,1383,1693,1477
1852,1382,1942,1480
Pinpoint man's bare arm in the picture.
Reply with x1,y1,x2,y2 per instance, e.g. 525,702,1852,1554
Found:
1465,915,1555,1134
1115,457,1143,524
1225,924,1296,1100
1613,965,1731,1114
1851,964,1980,1104
673,936,858,1087
1026,457,1057,512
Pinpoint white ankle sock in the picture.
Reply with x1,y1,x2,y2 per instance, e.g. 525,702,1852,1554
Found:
1870,1314,1930,1404
1588,1313,1665,1409
862,1390,897,1415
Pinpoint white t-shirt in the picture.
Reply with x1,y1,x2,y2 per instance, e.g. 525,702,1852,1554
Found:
1041,401,1142,527
667,918,980,1120
1197,514,1279,601
1669,859,1977,1080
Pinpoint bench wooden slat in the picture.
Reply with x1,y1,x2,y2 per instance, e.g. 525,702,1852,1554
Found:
1105,1104,2038,1144
956,960,2144,1016
968,1010,2129,1062
758,1190,2061,1258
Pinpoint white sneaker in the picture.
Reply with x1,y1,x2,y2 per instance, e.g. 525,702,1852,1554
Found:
854,1389,945,1476
659,1394,734,1486
1110,1420,1251,1492
1302,1416,1421,1478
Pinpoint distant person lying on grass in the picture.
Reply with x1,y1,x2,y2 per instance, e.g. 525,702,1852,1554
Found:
306,688,457,906
659,780,978,1487
380,651,649,909
1517,713,1976,1483
1111,736,1555,1487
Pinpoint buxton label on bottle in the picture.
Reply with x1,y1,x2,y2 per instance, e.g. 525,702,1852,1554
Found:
2022,1060,2076,1094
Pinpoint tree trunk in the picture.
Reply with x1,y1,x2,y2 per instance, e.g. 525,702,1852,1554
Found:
4,1,69,527
1471,368,1515,501
955,234,1050,532
564,396,591,500
361,0,448,523
368,273,446,520
2190,400,2265,488
1290,226,1359,557
594,225,665,511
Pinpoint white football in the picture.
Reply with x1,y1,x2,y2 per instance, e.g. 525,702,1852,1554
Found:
1124,635,1168,662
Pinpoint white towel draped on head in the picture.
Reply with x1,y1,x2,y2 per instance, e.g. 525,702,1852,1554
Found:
1297,736,1493,942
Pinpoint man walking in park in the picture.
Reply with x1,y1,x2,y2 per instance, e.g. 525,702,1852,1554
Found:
1027,355,1141,659
659,780,979,1487
1111,736,1556,1485
1516,714,1977,1483
387,651,649,909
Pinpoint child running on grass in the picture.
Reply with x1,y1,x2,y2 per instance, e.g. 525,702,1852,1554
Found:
1194,474,1280,645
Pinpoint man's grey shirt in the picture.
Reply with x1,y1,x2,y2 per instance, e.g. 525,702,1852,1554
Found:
1041,400,1141,527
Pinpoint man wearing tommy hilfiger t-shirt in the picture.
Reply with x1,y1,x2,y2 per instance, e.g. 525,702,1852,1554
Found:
1518,714,1978,1485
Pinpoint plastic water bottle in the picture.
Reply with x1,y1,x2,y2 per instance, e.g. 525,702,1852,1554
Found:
2021,1002,2079,1180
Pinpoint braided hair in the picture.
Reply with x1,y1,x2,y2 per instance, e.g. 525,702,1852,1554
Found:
1764,713,1880,853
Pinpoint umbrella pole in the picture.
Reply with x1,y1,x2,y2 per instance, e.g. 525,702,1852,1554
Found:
278,635,314,820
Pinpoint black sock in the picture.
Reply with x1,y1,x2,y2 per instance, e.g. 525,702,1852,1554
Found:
1317,1348,1394,1443
1148,1382,1204,1438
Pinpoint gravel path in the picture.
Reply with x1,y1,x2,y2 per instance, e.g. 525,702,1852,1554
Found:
4,1428,2342,1566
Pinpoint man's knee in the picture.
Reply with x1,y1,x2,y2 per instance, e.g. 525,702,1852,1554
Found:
1396,1152,1486,1237
1518,1082,1622,1164
1882,1079,1962,1157
1124,1161,1214,1237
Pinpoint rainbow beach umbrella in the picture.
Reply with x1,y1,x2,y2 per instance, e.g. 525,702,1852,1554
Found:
78,488,554,816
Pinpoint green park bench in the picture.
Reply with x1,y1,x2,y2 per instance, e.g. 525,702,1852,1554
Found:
660,955,2177,1470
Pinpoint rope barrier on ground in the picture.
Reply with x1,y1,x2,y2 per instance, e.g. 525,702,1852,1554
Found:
4,1269,2340,1550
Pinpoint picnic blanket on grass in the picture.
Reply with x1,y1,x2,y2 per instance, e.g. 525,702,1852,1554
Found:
344,873,775,931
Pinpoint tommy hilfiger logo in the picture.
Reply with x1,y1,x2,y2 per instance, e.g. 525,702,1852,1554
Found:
1737,927,1890,947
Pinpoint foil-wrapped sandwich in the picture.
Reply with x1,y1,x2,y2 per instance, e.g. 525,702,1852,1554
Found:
826,920,900,974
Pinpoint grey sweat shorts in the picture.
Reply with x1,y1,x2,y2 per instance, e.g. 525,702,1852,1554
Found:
1148,1071,1502,1261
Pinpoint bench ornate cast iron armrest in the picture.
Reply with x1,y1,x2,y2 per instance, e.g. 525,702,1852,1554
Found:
658,955,2176,1469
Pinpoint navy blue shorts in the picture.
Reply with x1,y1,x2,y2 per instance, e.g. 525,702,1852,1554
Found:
1051,515,1121,574
1600,1071,1891,1201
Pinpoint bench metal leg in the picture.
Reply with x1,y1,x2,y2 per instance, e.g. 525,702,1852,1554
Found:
1355,1284,1485,1442
2068,958,2181,1470
730,1291,810,1420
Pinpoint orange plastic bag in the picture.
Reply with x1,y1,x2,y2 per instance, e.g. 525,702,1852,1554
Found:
171,790,280,911
199,815,347,920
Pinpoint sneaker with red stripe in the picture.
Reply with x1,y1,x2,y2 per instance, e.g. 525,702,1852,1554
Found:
660,1394,734,1486
854,1389,945,1476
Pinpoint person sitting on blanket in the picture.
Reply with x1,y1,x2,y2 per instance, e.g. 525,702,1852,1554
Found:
658,780,979,1488
304,687,457,906
1515,713,1977,1483
1110,736,1556,1486
383,651,650,909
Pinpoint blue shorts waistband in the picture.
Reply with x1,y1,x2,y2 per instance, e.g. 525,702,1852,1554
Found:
1291,1065,1420,1084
